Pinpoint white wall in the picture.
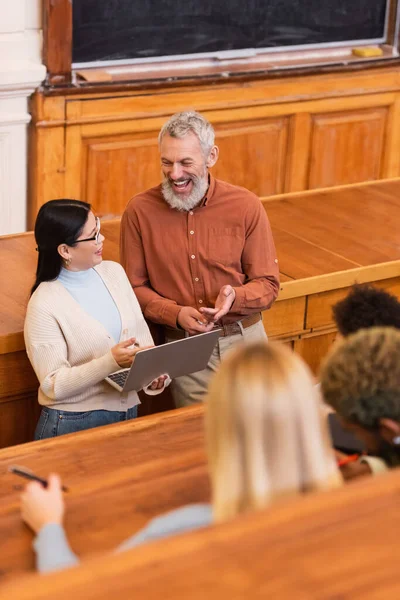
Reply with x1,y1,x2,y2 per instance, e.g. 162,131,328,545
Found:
0,0,45,234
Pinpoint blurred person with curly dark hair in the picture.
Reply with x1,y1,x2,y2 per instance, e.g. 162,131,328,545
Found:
332,284,400,337
327,285,400,480
320,327,400,479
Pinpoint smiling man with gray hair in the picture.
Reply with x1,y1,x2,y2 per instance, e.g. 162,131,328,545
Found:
121,111,279,407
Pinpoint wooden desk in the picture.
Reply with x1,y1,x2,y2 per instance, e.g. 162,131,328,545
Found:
0,405,208,578
263,178,400,372
1,177,400,447
2,463,400,599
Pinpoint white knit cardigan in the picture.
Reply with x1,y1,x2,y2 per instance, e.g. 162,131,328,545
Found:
24,261,154,412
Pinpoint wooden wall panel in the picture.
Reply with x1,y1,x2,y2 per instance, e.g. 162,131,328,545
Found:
0,352,40,448
28,69,400,222
83,132,161,217
0,394,40,448
307,277,400,330
0,351,38,400
77,117,290,216
212,118,289,196
28,95,67,226
264,297,306,338
308,107,388,189
306,288,349,331
293,331,338,375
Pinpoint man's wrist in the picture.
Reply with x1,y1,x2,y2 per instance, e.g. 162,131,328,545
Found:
230,286,241,311
228,286,236,312
176,308,184,329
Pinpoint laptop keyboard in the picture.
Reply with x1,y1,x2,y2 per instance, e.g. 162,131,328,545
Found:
108,370,129,388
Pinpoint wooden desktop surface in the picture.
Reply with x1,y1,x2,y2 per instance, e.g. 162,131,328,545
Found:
0,405,208,578
1,460,400,599
2,177,400,355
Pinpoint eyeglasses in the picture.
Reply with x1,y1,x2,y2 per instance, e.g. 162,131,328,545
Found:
74,217,101,245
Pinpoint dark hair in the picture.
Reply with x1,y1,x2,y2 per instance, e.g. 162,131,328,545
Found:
31,199,91,295
321,327,400,428
320,327,400,466
332,284,400,337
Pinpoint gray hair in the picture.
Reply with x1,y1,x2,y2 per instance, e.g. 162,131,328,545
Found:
158,111,215,156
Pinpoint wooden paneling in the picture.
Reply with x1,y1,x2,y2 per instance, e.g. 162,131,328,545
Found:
382,96,400,178
83,132,161,217
212,118,289,197
284,113,312,192
308,107,388,189
28,68,400,224
28,96,67,226
0,394,40,448
307,277,400,330
306,288,349,331
42,0,72,85
0,352,38,400
75,117,290,217
0,350,40,448
293,331,338,375
264,297,306,338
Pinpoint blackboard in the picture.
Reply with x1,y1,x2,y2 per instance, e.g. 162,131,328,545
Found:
72,0,388,65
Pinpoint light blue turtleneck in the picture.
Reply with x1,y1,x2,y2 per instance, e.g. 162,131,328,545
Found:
58,267,122,343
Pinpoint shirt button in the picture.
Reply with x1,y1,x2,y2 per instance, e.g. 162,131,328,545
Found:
199,299,203,304
190,230,194,235
194,277,199,282
191,254,195,259
274,259,278,263
189,211,194,215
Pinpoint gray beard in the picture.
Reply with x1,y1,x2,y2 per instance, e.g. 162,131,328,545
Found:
161,175,209,212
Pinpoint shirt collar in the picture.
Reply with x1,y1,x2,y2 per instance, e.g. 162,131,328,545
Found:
199,173,216,207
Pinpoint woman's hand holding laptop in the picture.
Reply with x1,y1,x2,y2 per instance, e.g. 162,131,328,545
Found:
111,338,169,391
111,337,152,368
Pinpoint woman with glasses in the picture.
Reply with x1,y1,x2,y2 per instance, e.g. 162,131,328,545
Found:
25,199,168,440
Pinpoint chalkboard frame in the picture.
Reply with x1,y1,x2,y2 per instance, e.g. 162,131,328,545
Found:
43,0,400,89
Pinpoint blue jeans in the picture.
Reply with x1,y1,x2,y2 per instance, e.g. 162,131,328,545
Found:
34,405,138,440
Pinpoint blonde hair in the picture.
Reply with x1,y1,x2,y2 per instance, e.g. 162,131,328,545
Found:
206,341,340,522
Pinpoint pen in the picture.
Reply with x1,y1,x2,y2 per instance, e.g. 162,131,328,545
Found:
337,454,360,468
8,465,69,492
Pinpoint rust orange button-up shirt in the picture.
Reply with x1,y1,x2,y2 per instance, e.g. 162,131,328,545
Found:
120,176,280,328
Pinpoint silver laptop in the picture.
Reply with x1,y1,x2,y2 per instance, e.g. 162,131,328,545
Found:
105,329,221,392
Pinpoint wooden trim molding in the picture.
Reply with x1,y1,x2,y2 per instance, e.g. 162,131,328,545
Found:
278,260,400,300
43,0,72,86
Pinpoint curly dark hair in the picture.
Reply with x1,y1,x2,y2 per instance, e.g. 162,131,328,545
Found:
332,284,400,337
320,327,400,429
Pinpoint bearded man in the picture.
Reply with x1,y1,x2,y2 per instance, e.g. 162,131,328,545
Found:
120,111,279,407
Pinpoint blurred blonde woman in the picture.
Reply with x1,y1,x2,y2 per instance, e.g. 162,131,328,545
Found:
207,341,341,521
21,341,341,573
